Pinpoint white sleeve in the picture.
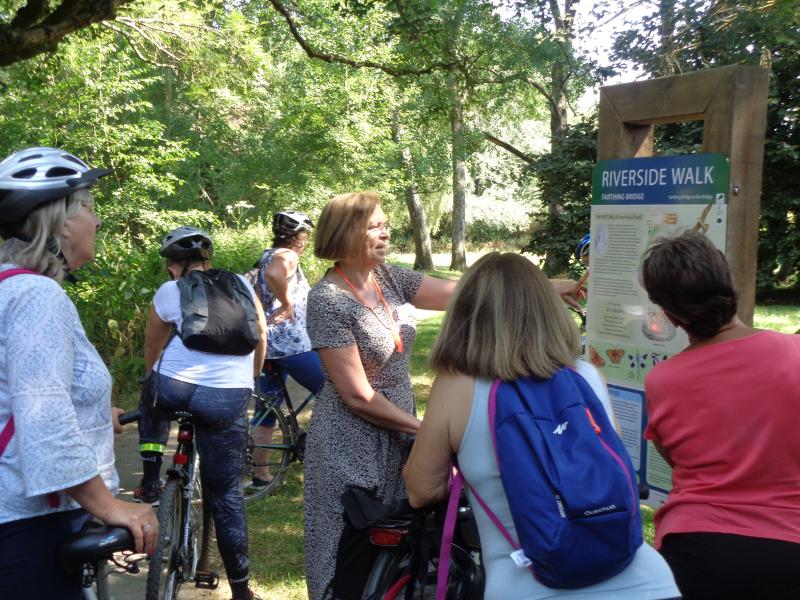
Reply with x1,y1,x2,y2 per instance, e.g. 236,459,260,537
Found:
153,280,180,324
7,280,99,496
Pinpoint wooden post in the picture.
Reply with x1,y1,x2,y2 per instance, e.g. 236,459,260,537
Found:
598,65,769,324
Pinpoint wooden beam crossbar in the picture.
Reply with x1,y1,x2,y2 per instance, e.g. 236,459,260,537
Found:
598,64,769,324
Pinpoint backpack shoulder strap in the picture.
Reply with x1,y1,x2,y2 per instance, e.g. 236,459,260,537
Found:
0,418,14,459
0,268,39,282
436,467,464,600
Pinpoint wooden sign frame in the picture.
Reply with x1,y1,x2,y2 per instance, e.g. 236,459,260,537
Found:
598,65,769,323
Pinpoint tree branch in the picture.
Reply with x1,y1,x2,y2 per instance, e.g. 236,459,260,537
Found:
484,133,536,165
266,0,454,77
0,0,133,66
11,0,50,29
101,22,175,70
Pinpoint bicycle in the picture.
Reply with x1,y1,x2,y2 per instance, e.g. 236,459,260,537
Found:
343,488,484,600
242,359,315,502
120,410,217,600
56,521,145,600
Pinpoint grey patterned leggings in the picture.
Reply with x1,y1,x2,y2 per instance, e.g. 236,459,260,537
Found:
138,373,251,585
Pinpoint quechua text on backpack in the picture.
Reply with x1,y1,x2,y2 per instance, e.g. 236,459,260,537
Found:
177,269,260,355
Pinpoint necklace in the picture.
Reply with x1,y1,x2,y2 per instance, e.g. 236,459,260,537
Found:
334,263,404,353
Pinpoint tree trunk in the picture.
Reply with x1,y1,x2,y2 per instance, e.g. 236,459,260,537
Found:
391,108,434,271
449,71,468,272
403,158,434,271
539,0,576,276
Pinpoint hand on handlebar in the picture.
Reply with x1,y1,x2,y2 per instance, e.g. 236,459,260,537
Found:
102,500,159,555
111,407,125,434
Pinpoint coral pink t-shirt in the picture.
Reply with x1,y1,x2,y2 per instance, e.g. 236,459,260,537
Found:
644,329,800,549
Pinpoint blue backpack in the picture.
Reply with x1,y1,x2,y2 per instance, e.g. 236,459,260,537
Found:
438,368,642,596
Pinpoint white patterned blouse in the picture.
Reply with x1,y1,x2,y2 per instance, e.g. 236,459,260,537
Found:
0,264,118,525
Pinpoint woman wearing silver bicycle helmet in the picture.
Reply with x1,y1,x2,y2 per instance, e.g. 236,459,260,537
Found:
248,209,324,490
0,147,158,599
137,226,266,600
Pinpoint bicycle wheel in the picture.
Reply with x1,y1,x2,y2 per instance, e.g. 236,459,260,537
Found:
146,479,183,600
244,401,292,502
361,549,411,600
364,545,481,600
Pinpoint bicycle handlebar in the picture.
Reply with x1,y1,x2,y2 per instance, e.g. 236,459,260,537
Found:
118,410,141,426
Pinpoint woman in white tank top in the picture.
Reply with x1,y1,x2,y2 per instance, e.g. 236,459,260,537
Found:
404,252,680,600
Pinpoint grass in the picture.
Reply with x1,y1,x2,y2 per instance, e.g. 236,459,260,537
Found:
752,304,800,333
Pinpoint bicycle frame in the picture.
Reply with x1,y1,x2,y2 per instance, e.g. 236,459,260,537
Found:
347,489,484,600
244,368,317,501
167,414,206,584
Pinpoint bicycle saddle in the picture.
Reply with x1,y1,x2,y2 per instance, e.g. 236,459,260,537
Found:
56,521,134,575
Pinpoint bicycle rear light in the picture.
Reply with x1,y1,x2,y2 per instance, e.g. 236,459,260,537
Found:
173,452,189,465
177,428,194,442
369,527,408,547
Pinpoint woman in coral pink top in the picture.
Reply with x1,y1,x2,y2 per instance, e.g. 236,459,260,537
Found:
641,231,800,600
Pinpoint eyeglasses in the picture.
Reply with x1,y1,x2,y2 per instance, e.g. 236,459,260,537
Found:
367,221,390,235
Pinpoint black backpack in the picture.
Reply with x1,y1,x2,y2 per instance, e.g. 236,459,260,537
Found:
176,269,260,355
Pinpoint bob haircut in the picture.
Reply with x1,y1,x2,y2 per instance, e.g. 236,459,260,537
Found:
641,230,737,340
0,189,92,283
430,252,580,381
314,192,380,261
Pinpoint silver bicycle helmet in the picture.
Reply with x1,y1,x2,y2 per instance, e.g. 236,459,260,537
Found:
0,147,112,228
272,210,313,241
160,226,214,261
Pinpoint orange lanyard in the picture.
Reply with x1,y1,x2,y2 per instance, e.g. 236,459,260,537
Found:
334,264,404,353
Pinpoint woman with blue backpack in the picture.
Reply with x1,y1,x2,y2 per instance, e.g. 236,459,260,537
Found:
404,252,679,600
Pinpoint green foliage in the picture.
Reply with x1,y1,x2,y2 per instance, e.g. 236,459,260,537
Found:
524,117,597,277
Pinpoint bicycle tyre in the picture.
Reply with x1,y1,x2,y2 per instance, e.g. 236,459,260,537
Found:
363,544,481,600
244,402,292,502
361,549,410,600
146,479,183,600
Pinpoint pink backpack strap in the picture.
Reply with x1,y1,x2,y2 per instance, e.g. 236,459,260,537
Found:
0,418,14,459
436,466,464,600
0,268,39,282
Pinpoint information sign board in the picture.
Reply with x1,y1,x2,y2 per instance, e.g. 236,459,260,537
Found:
587,154,730,507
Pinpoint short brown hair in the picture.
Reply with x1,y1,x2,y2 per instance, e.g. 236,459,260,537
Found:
641,230,737,339
430,252,580,380
314,192,380,261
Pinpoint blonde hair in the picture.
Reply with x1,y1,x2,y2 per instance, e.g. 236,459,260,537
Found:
0,189,93,282
430,252,580,380
314,191,380,261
